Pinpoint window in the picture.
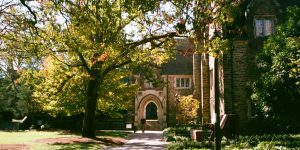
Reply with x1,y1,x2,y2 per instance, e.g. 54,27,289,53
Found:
255,18,274,37
175,78,191,88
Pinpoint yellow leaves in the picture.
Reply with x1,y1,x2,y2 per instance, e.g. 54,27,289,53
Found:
108,91,114,96
150,48,171,65
176,95,200,124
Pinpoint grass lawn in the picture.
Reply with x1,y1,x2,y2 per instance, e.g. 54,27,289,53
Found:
0,130,132,150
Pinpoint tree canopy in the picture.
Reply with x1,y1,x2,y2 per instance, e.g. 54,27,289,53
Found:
1,0,183,137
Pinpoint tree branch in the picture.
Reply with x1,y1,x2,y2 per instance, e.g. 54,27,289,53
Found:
20,0,37,25
126,32,177,49
54,74,75,95
50,53,83,68
76,51,92,75
102,60,132,77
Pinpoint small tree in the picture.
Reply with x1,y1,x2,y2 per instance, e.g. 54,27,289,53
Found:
176,95,200,124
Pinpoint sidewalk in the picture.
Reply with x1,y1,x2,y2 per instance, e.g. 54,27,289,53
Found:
104,131,168,150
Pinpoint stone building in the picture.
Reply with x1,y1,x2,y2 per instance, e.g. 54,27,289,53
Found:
198,0,300,128
131,0,299,130
132,39,195,130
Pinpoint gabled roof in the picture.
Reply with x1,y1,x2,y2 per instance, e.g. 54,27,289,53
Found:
246,0,300,14
161,39,194,75
277,0,300,10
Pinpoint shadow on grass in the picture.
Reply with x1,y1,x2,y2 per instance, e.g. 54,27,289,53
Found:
55,130,132,138
95,130,132,138
1,129,132,137
34,131,129,146
93,136,126,146
0,130,27,132
36,142,101,150
37,136,125,149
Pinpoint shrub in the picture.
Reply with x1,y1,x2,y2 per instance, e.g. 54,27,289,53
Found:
224,134,300,149
173,136,190,142
164,125,203,142
163,127,176,141
163,126,193,139
168,141,212,150
176,95,200,124
174,126,191,137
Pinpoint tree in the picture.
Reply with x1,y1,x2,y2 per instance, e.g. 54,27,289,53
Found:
0,58,41,120
251,6,300,126
40,0,179,138
0,0,183,138
0,0,42,116
34,56,138,117
176,95,199,124
1,0,245,142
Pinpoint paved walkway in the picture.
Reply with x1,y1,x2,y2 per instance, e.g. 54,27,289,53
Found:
104,131,168,150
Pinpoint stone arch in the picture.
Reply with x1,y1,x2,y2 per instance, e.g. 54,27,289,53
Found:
137,94,164,130
137,94,163,111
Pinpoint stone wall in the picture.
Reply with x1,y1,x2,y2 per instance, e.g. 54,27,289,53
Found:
224,40,250,127
200,54,211,124
222,0,282,123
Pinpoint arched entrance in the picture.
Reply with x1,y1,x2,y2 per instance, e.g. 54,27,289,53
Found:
146,102,158,120
136,94,164,130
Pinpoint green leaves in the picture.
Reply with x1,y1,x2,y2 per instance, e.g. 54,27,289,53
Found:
205,37,232,57
251,6,300,122
3,0,177,118
33,56,86,116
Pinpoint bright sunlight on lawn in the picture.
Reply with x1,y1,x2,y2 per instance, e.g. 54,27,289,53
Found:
0,130,131,150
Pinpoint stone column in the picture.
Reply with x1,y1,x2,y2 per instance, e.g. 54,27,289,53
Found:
193,53,202,120
201,53,211,124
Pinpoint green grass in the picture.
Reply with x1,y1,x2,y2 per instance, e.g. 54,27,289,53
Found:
30,143,101,150
0,130,131,150
96,130,132,138
0,130,76,144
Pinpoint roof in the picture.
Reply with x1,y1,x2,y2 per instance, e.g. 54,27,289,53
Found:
246,0,300,12
161,38,194,75
277,0,300,10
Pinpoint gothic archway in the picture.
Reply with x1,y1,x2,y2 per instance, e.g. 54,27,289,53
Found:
136,94,164,130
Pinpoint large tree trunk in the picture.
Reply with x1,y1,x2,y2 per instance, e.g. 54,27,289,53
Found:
82,78,99,138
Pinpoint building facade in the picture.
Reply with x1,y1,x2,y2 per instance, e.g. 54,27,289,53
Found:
199,0,300,128
133,39,195,130
132,0,299,130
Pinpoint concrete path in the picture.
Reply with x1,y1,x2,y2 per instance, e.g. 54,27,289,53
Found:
104,131,168,150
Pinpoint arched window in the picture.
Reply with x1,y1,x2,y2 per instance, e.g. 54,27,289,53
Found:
146,102,158,120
